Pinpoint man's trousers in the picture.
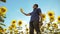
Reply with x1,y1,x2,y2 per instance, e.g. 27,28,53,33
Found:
29,21,41,34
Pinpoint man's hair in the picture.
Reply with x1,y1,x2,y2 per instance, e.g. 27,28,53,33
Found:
34,4,38,7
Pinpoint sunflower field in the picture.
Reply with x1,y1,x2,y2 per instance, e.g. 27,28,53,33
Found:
0,7,60,34
0,0,60,34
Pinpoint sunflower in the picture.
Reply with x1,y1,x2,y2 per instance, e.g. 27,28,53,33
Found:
11,24,16,29
53,23,58,29
26,28,29,31
42,14,46,21
0,6,7,14
0,29,3,32
47,23,50,27
11,20,16,25
18,20,22,26
0,7,1,12
0,7,1,11
8,26,12,31
50,16,54,22
48,11,54,18
3,28,7,32
0,7,2,15
46,23,50,29
10,31,13,34
14,29,18,33
57,16,60,22
40,26,44,32
0,27,3,33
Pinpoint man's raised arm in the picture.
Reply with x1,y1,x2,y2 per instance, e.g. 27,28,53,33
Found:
20,8,30,16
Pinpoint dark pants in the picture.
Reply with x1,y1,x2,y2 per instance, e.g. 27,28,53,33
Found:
29,21,41,34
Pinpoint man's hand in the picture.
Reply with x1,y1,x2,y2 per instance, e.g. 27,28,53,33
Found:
20,8,24,13
20,8,30,16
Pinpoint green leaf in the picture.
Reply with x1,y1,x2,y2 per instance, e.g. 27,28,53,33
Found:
3,14,6,18
0,26,3,30
0,16,4,22
0,23,6,26
0,0,6,3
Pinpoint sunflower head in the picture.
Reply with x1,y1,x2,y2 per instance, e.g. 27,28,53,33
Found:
3,28,7,32
42,14,46,21
57,16,60,23
0,27,3,30
48,10,54,17
18,20,22,26
53,23,58,29
26,28,29,31
0,7,1,11
0,6,7,15
11,20,16,25
14,29,18,33
0,7,2,15
11,24,16,29
47,23,50,27
0,27,3,32
8,26,12,31
50,16,54,22
0,29,3,32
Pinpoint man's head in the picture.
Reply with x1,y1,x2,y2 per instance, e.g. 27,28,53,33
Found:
33,4,38,9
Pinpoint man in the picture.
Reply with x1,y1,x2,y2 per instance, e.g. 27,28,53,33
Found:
20,4,42,34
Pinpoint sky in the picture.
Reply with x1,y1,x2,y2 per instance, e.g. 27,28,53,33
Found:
0,0,60,28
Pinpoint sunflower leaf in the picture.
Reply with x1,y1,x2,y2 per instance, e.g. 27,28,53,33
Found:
0,23,6,26
0,0,6,3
